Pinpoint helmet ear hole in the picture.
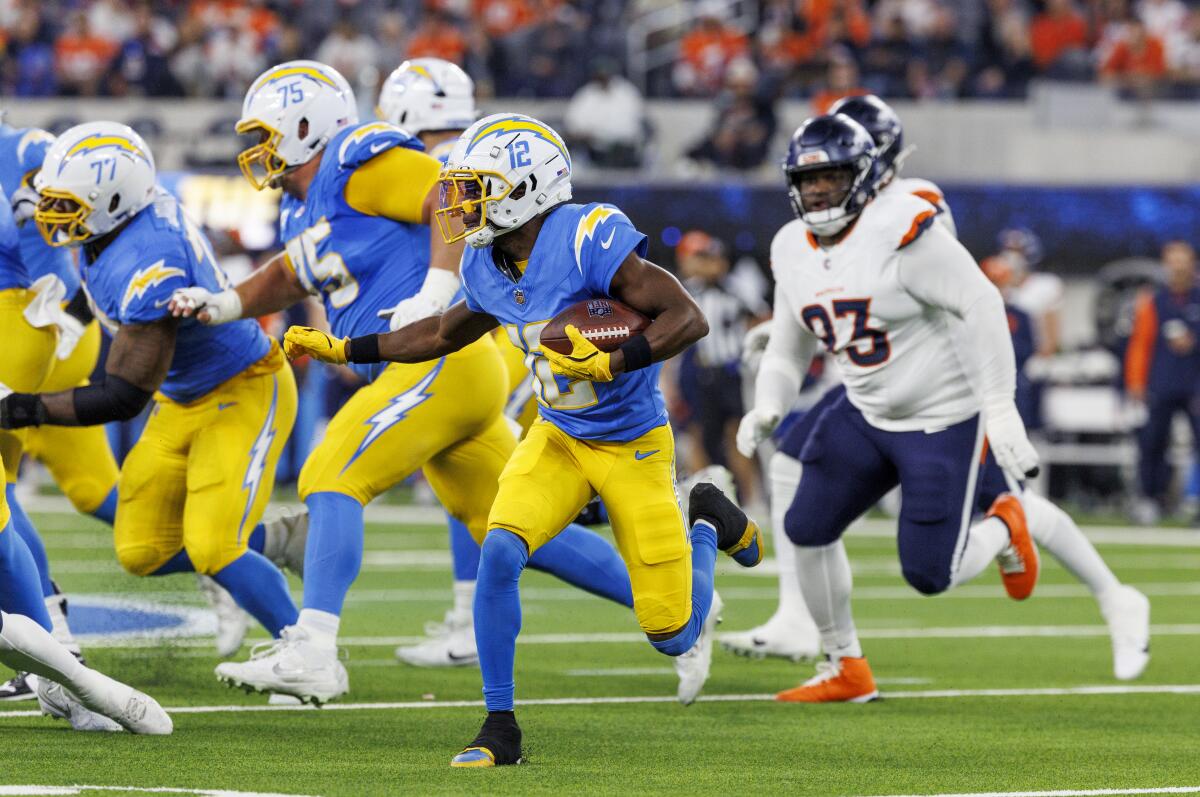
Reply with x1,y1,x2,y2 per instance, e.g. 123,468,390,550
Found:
510,181,528,202
298,118,309,140
108,194,121,213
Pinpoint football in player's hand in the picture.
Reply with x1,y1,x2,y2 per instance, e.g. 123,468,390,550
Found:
541,298,650,355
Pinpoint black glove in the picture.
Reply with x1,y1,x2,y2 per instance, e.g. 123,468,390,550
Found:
0,393,47,429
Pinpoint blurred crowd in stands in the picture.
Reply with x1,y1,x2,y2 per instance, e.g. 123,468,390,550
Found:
1,0,1196,104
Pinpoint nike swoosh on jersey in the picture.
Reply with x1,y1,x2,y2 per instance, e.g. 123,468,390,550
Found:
634,449,659,460
217,402,238,411
600,229,617,249
370,141,389,154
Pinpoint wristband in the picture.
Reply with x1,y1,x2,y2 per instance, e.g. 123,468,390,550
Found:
618,335,652,372
348,334,381,364
0,393,47,429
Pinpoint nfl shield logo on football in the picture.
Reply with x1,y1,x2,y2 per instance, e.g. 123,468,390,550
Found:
586,300,613,318
513,288,526,305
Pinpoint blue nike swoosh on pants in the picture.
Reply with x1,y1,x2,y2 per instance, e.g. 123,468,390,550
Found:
634,450,659,460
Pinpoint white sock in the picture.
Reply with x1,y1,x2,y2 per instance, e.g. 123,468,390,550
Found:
768,453,816,626
794,540,862,661
1023,492,1120,599
951,516,1010,587
297,608,339,647
44,595,78,651
0,610,86,685
452,580,475,620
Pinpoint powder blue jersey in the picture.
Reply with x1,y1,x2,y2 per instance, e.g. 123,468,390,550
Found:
279,122,431,382
0,185,26,290
459,202,666,442
0,125,78,294
82,189,270,404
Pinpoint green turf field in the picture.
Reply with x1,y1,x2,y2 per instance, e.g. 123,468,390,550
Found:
2,498,1198,797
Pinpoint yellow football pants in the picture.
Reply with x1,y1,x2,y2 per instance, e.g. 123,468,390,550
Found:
0,288,57,482
21,320,119,514
0,452,9,530
299,335,513,543
492,329,538,435
489,420,692,635
114,345,297,576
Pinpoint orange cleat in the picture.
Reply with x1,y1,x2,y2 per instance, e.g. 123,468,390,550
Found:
988,493,1039,600
775,656,878,703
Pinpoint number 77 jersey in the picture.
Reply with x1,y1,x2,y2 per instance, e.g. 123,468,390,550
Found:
770,189,980,433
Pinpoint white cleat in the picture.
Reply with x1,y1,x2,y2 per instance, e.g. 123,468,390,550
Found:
675,591,723,706
35,677,122,732
261,506,309,577
395,611,478,668
214,625,349,705
680,466,737,519
720,613,821,662
1101,585,1151,681
62,671,173,735
197,575,250,658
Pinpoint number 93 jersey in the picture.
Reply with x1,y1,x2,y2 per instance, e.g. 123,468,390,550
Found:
770,189,987,433
82,189,271,404
278,121,431,379
459,203,666,443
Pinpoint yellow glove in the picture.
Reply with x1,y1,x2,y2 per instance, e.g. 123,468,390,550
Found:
283,326,349,364
540,324,614,382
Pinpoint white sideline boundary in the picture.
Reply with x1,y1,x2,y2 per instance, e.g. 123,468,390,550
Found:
78,623,1200,649
873,788,1200,797
0,683,1197,720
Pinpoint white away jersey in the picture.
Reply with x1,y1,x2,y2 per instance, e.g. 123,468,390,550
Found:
883,176,956,238
769,189,1010,432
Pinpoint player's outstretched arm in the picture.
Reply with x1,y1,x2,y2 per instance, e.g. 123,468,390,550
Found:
606,252,709,374
169,251,309,324
283,301,499,366
0,318,175,428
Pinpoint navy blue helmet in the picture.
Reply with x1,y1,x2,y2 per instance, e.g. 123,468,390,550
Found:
783,114,877,236
829,94,903,187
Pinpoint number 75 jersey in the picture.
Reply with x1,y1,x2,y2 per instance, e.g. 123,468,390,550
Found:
770,190,982,433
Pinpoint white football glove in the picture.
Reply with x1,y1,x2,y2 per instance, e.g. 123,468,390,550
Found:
11,183,39,227
377,268,460,331
985,401,1040,483
21,275,83,360
168,287,242,325
736,408,781,458
741,320,773,373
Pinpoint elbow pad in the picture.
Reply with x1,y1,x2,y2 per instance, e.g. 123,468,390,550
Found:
73,374,153,425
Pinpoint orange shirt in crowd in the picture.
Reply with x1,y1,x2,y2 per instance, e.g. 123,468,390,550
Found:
802,0,872,48
1030,10,1089,69
474,0,539,37
407,22,468,63
679,25,749,75
55,34,116,82
1102,35,1167,78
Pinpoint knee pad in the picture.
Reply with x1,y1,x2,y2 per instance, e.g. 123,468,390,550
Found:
902,565,951,596
633,594,690,639
783,501,838,547
478,529,529,584
115,542,174,577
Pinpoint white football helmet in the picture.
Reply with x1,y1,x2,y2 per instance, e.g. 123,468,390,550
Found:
237,60,358,190
33,121,156,246
377,58,476,135
437,113,573,249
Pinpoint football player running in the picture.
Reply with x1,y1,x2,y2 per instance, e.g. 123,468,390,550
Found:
179,63,647,705
283,113,764,766
728,96,1150,683
0,123,301,658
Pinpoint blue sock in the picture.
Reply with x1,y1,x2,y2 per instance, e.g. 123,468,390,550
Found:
248,523,266,555
90,486,118,526
0,519,53,630
475,529,528,712
150,548,195,575
302,491,363,615
649,520,718,657
528,523,633,607
447,513,479,581
212,550,298,637
6,484,54,598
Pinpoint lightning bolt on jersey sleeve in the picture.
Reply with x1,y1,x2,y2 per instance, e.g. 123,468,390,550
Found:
894,220,1016,409
574,205,648,295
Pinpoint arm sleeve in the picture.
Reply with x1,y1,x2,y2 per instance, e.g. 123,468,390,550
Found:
753,282,816,417
896,222,1016,408
1125,291,1156,393
343,147,441,224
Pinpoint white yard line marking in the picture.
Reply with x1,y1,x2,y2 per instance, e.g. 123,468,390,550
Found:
82,623,1200,650
871,788,1200,797
1,684,1197,720
0,788,318,797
